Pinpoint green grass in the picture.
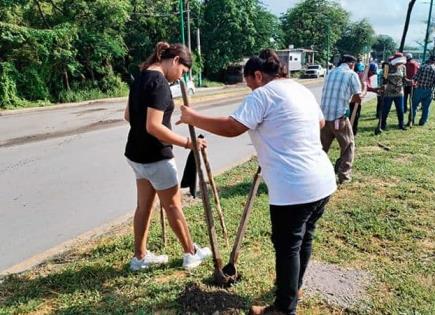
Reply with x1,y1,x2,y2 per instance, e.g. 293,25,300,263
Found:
0,100,434,314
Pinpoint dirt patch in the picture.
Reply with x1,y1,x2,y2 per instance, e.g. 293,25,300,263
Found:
303,261,372,310
178,283,246,314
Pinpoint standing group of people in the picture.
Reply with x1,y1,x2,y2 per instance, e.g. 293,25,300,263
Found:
121,41,433,315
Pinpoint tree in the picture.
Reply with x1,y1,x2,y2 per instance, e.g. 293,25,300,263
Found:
202,0,280,77
280,0,349,63
372,35,397,62
336,19,375,56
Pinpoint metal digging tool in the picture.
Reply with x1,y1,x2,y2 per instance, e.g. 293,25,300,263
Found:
214,166,262,287
180,80,224,279
200,146,229,247
408,86,414,128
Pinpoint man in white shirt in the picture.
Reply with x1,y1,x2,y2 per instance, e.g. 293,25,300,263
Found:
178,49,336,315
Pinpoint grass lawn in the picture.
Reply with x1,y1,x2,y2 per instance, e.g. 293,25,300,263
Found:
0,99,434,314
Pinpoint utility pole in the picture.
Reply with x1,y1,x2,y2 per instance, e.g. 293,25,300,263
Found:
186,0,192,79
197,28,202,86
423,0,434,62
179,0,185,45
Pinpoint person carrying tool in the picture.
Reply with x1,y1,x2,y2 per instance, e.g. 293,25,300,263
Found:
124,42,211,271
404,53,419,115
410,55,435,126
320,54,362,185
177,49,337,315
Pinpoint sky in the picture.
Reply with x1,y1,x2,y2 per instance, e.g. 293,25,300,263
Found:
261,0,431,48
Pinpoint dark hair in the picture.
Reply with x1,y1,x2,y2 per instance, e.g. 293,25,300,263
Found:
243,48,287,78
340,54,357,64
140,42,192,71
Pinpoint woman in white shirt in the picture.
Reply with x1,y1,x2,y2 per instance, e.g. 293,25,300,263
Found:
177,49,336,315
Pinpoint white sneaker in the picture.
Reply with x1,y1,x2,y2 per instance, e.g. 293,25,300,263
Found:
130,251,169,271
182,243,212,270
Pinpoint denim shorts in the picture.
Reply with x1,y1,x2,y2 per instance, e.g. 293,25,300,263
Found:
126,158,178,190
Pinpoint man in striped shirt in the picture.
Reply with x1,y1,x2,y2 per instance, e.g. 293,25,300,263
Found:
320,55,362,184
411,56,435,126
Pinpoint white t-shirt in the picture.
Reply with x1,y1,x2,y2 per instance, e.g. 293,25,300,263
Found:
231,79,336,205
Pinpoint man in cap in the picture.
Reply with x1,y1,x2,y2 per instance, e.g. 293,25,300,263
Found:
320,54,362,184
411,55,435,126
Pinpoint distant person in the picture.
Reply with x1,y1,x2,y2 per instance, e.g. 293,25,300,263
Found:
178,48,336,315
320,54,362,184
349,63,383,135
410,55,435,126
404,53,420,114
355,58,365,74
124,42,211,271
380,52,408,131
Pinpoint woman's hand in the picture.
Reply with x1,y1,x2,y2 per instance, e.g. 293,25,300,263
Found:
176,105,196,125
185,137,207,150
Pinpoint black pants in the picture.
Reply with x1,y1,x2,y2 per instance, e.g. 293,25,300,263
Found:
270,196,330,315
349,102,361,135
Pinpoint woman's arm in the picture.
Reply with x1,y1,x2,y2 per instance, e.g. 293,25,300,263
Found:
177,105,248,137
146,108,191,148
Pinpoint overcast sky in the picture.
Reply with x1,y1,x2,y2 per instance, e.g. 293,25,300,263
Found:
261,0,431,47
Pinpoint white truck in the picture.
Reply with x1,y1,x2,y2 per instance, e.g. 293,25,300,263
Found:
303,64,326,78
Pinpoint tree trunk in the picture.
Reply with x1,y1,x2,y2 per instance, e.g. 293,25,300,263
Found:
399,0,417,52
63,70,70,90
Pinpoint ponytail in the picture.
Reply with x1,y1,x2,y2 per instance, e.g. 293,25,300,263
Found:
140,42,192,71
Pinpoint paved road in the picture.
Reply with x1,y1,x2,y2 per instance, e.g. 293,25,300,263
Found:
0,82,324,273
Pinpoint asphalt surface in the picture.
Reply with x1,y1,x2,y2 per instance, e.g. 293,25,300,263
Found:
0,81,326,273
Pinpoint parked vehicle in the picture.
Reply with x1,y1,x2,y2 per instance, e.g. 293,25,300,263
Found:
303,64,326,78
170,80,195,98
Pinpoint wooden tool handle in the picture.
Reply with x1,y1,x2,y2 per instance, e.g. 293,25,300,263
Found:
180,80,223,268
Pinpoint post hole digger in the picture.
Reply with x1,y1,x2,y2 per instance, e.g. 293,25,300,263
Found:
179,80,226,279
180,80,261,287
217,166,262,287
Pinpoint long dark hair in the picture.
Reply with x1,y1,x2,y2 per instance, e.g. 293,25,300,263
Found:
140,42,192,71
244,48,288,78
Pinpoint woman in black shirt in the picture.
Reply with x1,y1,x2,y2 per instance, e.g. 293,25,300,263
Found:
124,42,210,270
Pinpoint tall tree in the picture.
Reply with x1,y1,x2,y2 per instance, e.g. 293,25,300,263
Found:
336,19,375,56
399,0,417,52
280,0,349,63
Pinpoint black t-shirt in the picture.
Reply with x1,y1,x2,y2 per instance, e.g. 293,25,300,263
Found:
125,70,175,163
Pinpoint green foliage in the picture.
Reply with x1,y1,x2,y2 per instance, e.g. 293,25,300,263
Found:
280,0,349,63
202,0,282,77
372,34,398,61
336,19,375,56
0,62,20,107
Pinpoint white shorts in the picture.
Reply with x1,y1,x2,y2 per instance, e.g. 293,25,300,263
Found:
127,158,178,190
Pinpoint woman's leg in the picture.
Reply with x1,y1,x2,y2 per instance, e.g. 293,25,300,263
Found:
134,179,157,259
157,185,195,254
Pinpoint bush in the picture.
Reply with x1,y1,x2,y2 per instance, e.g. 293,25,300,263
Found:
0,62,20,108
